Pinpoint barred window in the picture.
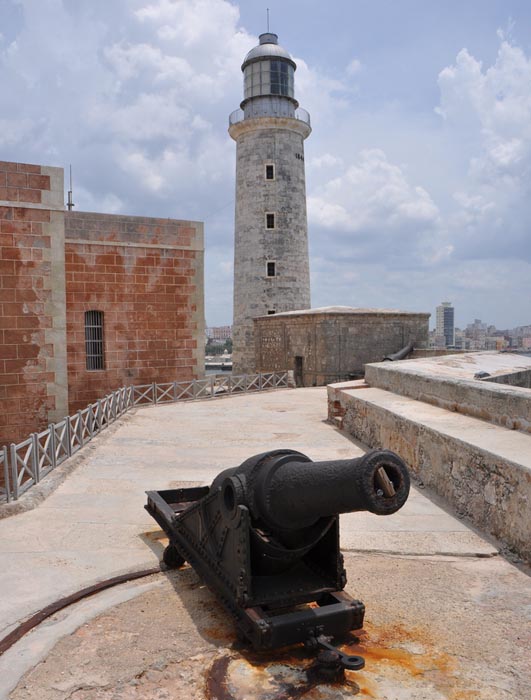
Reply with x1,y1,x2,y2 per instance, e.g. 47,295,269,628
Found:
85,310,105,370
265,164,275,180
266,261,276,277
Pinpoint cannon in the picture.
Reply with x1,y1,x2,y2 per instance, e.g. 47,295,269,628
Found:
145,448,410,671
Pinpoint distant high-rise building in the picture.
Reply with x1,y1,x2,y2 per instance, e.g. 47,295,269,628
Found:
436,302,455,347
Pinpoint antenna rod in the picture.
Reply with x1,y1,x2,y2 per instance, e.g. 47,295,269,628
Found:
267,8,269,32
67,164,75,211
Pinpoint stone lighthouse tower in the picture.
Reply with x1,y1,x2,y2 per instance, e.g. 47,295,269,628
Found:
229,32,311,374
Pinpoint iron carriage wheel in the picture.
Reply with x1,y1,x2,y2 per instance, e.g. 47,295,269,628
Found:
163,543,186,569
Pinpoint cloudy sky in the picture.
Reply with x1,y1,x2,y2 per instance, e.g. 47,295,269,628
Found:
1,0,531,329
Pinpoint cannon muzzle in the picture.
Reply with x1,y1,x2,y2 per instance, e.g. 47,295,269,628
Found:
217,449,410,531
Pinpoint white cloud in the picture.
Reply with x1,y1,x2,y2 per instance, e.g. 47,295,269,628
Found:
437,40,531,180
436,38,531,262
1,2,530,327
346,58,363,75
308,148,439,235
310,153,343,169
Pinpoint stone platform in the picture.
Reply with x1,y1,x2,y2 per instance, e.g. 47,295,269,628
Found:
328,352,531,562
0,388,530,699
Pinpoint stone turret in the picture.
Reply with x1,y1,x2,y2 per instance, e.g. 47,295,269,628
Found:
229,32,311,374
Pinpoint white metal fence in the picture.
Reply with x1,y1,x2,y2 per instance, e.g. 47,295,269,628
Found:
0,372,289,503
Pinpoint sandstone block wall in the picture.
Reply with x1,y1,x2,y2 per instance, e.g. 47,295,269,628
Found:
332,386,531,562
0,161,68,445
365,362,531,434
65,212,204,412
483,369,531,389
255,310,429,386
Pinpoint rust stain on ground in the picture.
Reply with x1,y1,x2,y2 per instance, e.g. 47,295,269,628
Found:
203,625,234,644
143,529,168,542
204,619,461,700
359,622,451,664
206,655,234,700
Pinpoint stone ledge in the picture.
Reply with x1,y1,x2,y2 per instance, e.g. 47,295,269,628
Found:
328,384,531,563
365,361,531,434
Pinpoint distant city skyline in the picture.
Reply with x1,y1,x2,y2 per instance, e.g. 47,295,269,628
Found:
2,0,531,328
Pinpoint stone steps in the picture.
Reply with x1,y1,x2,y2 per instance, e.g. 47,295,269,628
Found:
329,383,531,562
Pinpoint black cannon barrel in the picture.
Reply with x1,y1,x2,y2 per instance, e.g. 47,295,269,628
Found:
218,449,410,532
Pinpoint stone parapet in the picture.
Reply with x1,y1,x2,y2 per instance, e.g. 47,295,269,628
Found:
365,358,531,435
328,383,531,562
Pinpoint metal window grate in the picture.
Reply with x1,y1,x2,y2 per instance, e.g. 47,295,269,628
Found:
267,261,276,277
265,164,275,180
85,310,105,370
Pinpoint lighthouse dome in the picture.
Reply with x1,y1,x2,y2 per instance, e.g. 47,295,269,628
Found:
242,33,296,69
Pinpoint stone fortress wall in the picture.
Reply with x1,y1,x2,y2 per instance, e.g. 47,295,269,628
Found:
0,161,68,445
65,212,204,412
0,159,204,446
254,306,430,386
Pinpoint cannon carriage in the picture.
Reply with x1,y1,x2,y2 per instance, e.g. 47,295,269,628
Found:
145,448,409,671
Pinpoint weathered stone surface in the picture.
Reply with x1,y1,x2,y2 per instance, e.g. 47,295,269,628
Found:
0,161,68,445
64,212,205,411
230,118,311,375
364,352,531,434
329,380,531,561
255,307,430,386
7,553,531,700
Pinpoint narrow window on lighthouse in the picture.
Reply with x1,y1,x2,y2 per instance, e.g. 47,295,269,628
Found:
266,261,276,277
265,213,275,229
265,164,275,180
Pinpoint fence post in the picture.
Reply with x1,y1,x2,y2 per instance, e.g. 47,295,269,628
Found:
32,433,40,483
210,375,215,398
10,444,19,501
152,383,157,405
77,410,84,447
173,381,177,403
65,418,72,457
3,445,11,503
258,373,263,391
97,400,102,432
49,424,57,468
88,406,94,438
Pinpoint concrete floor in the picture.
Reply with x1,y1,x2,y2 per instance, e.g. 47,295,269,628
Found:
0,387,530,699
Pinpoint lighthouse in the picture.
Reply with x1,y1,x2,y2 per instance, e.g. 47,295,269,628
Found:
229,32,312,374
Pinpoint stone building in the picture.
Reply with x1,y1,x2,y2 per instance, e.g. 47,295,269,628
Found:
229,33,311,374
0,159,204,445
254,306,430,386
